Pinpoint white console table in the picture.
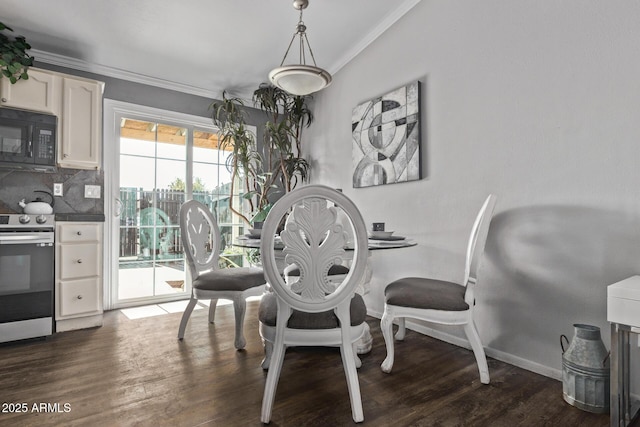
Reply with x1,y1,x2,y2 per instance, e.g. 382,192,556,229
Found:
608,275,640,427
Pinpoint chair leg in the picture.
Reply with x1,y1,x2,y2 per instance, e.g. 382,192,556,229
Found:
395,317,406,341
178,297,198,340
208,298,218,323
261,305,289,424
338,303,364,423
232,296,247,350
463,321,490,384
380,304,395,373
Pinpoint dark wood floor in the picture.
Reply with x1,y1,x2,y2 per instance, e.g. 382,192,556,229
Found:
0,301,612,426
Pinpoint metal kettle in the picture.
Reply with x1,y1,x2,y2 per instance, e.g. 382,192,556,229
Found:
19,190,55,215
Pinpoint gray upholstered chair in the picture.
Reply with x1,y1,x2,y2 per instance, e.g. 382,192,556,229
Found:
259,185,369,423
284,263,350,283
380,194,497,384
178,200,266,349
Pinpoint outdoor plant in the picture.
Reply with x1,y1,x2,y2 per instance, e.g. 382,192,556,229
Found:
0,22,33,84
210,85,313,225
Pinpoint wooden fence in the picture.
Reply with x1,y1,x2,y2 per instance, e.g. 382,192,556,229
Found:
118,188,236,259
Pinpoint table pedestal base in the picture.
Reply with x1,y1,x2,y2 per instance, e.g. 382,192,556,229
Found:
356,323,373,354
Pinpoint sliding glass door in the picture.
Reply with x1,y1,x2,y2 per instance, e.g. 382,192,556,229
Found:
104,100,253,309
117,119,188,301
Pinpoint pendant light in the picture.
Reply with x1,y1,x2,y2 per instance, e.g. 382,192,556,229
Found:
268,0,332,96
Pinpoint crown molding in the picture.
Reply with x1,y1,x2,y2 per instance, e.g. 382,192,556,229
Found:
31,49,236,100
328,0,422,75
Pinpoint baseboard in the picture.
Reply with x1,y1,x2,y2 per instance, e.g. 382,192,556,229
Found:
368,308,640,403
56,314,104,333
367,308,562,380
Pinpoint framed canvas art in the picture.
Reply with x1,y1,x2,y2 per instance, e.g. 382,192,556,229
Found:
352,81,421,188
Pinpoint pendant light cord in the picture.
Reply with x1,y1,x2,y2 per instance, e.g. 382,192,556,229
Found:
278,7,318,68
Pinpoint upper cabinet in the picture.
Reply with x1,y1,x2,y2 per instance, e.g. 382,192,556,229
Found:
59,77,104,169
0,68,61,115
0,67,104,170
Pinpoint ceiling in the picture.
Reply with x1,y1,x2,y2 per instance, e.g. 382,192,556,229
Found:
1,0,421,100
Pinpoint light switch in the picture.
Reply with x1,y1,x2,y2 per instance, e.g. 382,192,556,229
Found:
84,185,101,199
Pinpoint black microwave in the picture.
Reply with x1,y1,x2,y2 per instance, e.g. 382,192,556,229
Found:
0,108,57,172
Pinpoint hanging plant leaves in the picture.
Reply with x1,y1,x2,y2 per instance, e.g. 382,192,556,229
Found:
0,22,34,84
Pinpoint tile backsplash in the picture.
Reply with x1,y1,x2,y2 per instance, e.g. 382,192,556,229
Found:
0,168,104,214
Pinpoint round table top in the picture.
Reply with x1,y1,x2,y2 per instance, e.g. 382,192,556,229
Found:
234,236,417,251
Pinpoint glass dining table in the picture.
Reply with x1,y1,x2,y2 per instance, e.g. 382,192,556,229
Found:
234,234,417,251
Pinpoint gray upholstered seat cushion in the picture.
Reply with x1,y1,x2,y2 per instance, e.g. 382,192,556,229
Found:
193,267,264,291
384,277,469,311
258,292,367,329
286,264,350,277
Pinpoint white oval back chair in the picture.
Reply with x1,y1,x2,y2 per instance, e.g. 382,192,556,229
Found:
178,200,266,349
380,194,497,384
259,185,369,424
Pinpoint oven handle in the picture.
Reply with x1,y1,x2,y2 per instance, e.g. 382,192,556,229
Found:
0,233,54,245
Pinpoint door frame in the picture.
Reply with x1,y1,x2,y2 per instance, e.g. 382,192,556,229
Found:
103,99,221,310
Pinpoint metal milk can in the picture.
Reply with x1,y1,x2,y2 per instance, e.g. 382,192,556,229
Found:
560,324,610,413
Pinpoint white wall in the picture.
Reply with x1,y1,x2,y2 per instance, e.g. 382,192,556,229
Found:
306,0,640,384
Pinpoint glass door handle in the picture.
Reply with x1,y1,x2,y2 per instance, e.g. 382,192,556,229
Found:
114,198,123,217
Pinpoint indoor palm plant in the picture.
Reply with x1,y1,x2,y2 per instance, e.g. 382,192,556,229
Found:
211,92,263,225
0,22,33,84
210,85,313,225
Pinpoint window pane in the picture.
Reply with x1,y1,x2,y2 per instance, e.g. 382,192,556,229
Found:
193,129,222,164
120,155,155,189
120,119,157,156
156,124,186,160
157,159,185,190
192,162,220,193
120,137,156,157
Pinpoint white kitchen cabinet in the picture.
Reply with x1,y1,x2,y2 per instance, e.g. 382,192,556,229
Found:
55,222,104,332
58,76,104,169
0,67,104,170
0,68,61,115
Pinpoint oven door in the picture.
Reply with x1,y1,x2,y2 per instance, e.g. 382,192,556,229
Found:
0,232,54,324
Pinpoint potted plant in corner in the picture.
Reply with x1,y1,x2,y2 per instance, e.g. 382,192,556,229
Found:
253,83,312,194
0,22,33,84
210,85,313,226
211,92,265,226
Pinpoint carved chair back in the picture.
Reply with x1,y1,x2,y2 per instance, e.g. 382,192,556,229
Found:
179,200,221,279
260,185,369,314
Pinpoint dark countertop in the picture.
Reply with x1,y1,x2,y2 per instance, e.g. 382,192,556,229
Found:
55,213,105,222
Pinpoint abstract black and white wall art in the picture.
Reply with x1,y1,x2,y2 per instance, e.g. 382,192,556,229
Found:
352,81,421,188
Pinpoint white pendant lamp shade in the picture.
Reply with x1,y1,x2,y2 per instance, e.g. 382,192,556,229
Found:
269,0,332,96
269,64,332,96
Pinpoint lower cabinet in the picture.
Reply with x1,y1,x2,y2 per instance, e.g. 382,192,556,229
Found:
55,222,104,332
